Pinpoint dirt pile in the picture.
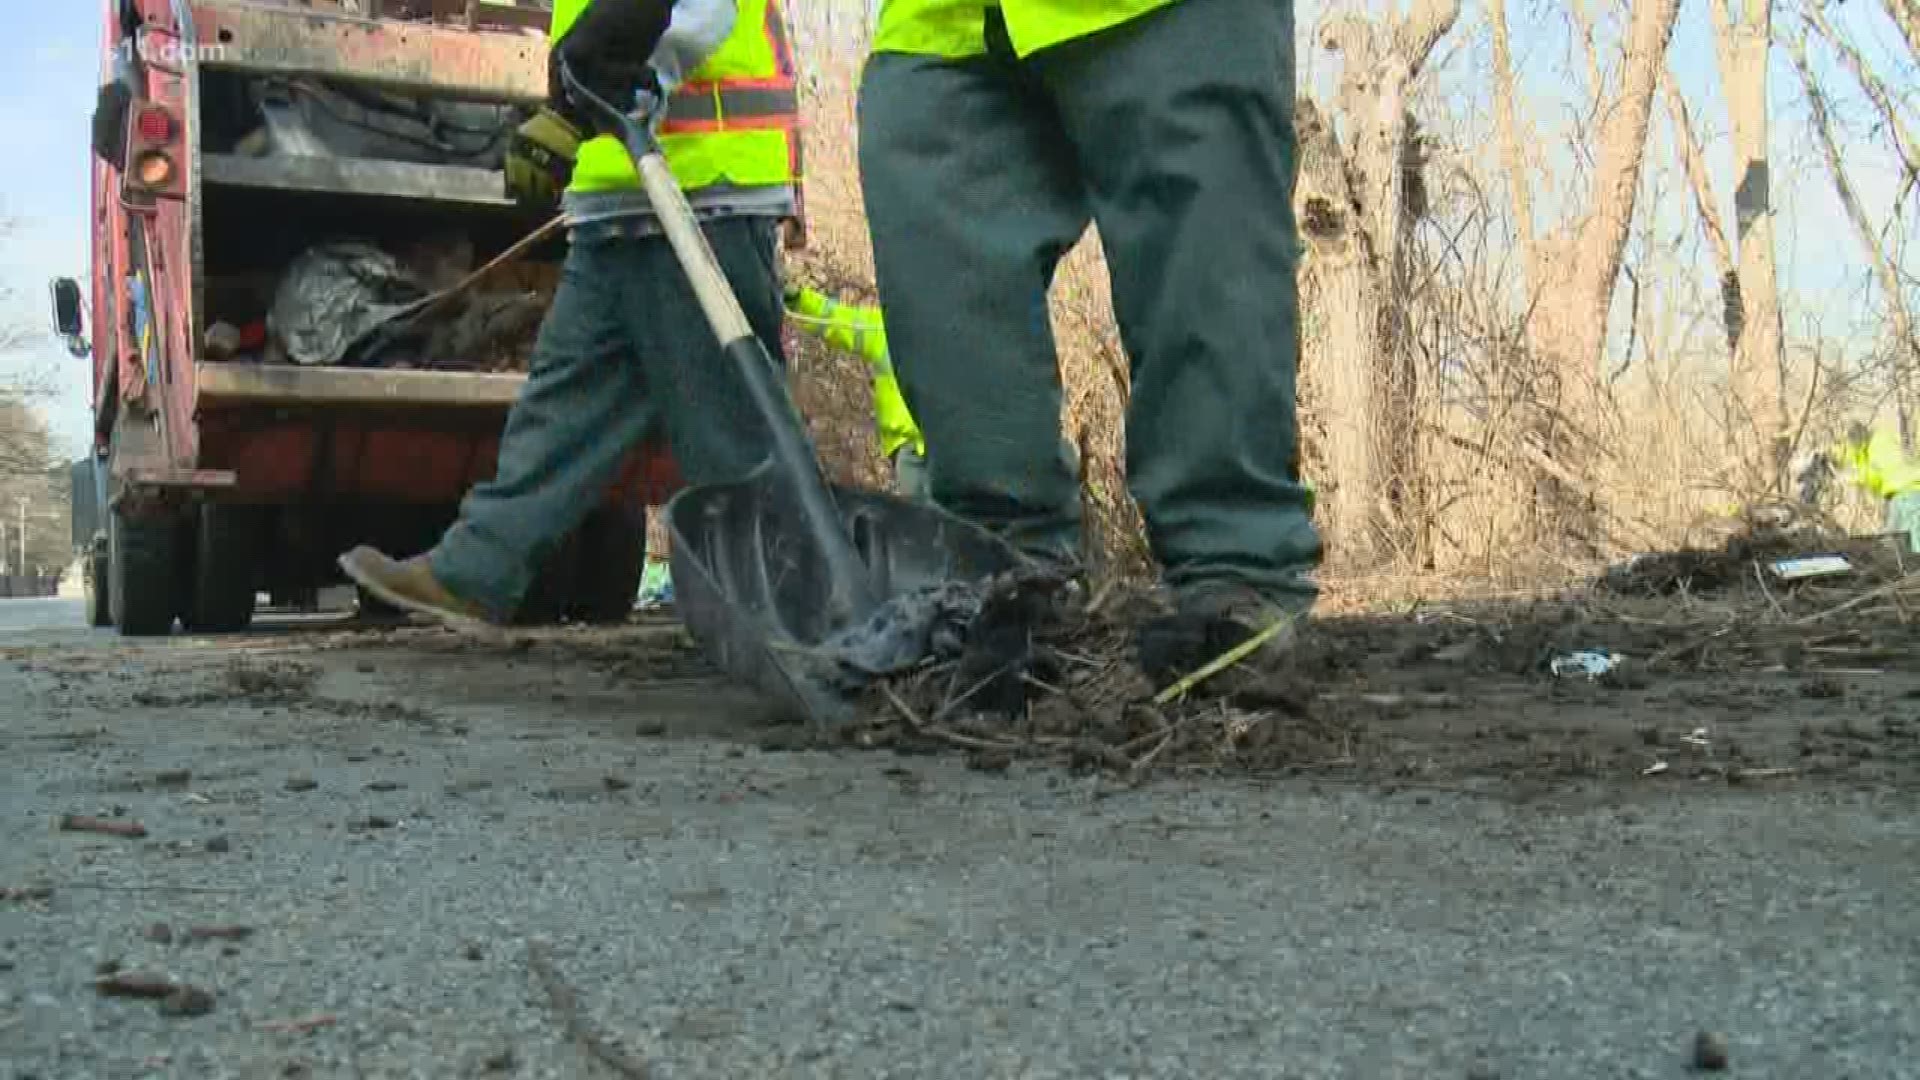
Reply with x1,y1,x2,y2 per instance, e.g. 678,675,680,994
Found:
814,528,1920,785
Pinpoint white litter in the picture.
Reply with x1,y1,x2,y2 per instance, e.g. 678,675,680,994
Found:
1769,555,1853,581
1551,650,1622,678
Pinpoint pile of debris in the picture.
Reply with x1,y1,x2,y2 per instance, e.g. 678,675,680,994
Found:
1594,525,1917,618
829,574,1365,779
806,523,1920,778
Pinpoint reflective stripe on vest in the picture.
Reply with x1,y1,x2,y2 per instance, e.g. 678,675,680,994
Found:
560,0,802,196
872,0,1182,59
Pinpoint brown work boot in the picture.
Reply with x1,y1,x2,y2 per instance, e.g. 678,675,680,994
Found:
1134,585,1305,697
337,547,494,631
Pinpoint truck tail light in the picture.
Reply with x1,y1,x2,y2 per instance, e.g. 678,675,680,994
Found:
135,106,173,143
124,101,183,199
133,150,175,187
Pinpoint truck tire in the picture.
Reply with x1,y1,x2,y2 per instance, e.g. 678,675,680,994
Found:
182,505,260,634
108,506,178,637
86,542,112,628
566,506,647,625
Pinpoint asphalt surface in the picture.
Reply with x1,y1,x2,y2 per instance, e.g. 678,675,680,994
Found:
1,597,1917,1079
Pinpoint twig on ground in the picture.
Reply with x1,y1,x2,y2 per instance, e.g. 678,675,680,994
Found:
57,881,244,894
1084,578,1120,617
185,925,254,941
930,667,1008,725
1129,728,1179,778
58,815,147,839
255,1013,338,1034
1049,649,1104,668
1019,672,1068,697
1750,562,1788,622
526,942,651,1080
1729,766,1799,782
1795,570,1920,625
94,973,179,999
881,684,1020,753
1152,614,1296,705
1646,626,1733,668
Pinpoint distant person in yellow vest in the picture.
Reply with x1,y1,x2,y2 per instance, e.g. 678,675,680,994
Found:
782,284,931,500
1830,421,1920,552
340,0,805,626
640,284,927,610
857,0,1323,687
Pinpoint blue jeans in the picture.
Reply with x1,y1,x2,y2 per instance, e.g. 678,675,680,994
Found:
429,217,786,617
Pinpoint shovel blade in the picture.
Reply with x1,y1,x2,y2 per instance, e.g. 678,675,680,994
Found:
664,466,1025,727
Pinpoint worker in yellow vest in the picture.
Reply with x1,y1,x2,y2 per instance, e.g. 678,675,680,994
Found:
637,283,931,610
857,0,1322,688
782,284,931,500
1829,421,1920,552
340,0,805,627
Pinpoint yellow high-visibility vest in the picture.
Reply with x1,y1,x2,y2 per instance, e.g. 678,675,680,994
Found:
873,0,1181,59
785,286,925,459
1836,426,1920,500
551,0,802,196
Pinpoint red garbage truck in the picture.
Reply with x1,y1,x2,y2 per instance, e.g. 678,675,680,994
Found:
51,0,681,636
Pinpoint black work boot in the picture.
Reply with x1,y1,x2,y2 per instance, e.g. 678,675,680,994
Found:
1134,585,1305,693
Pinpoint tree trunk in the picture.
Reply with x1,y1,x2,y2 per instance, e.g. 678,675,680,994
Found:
1299,0,1459,568
1710,0,1789,496
1534,0,1681,379
1293,98,1389,563
1521,0,1682,551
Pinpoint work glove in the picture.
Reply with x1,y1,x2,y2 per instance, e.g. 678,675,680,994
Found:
504,107,582,208
547,0,675,132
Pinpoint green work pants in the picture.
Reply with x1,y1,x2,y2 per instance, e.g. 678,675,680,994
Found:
430,219,787,618
857,0,1321,605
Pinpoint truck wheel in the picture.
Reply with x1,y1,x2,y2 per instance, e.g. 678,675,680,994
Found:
86,542,112,628
182,505,260,634
566,506,647,625
512,531,583,626
108,506,179,637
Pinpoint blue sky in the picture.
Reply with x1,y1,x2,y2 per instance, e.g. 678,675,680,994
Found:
2,1,1914,461
3,3,108,459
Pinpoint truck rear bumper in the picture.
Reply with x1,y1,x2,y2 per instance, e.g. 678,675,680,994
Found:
192,363,684,509
196,363,526,410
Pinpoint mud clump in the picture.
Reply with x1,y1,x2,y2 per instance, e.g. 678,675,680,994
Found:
225,660,321,703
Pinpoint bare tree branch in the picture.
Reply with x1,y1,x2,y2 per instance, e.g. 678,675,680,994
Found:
1880,0,1920,65
1804,1,1920,214
1783,23,1920,398
1486,0,1538,295
1660,70,1734,278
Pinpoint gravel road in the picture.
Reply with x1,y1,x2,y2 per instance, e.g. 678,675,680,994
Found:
2,599,1917,1079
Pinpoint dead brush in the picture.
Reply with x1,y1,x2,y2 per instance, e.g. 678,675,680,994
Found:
836,575,1364,781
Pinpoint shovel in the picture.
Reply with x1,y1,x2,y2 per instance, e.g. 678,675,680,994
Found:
558,63,1026,727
